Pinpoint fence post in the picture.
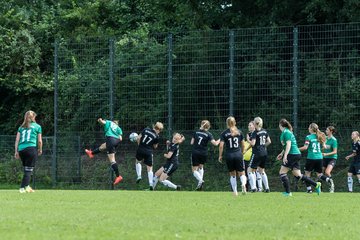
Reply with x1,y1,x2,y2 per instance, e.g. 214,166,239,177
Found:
53,40,59,187
292,27,299,135
167,33,173,139
77,135,81,182
229,30,235,116
109,38,115,190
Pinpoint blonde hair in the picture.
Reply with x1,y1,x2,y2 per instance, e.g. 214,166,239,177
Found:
352,131,360,141
200,120,210,131
153,122,164,132
173,132,185,144
254,117,263,129
309,123,326,144
21,110,37,129
113,120,119,125
226,116,240,136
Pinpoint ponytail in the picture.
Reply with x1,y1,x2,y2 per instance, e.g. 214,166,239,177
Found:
200,120,210,131
226,116,240,136
279,119,293,131
21,110,36,129
309,123,326,144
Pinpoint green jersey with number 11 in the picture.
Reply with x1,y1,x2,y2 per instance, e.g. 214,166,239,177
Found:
17,122,42,151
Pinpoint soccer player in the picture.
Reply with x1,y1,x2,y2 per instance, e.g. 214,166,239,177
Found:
299,123,329,193
243,121,255,191
247,117,271,193
345,131,360,192
218,116,247,196
277,119,321,196
85,118,123,185
134,122,164,190
190,120,220,191
322,126,337,193
14,110,42,193
152,133,185,190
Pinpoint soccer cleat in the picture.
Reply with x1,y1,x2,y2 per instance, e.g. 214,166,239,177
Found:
149,186,153,191
25,186,34,193
195,181,204,191
282,192,292,197
315,182,321,195
329,178,335,193
257,188,263,192
233,191,239,196
85,149,94,158
136,177,142,184
264,189,270,193
250,189,257,193
307,189,313,194
176,185,181,191
113,176,123,185
241,185,247,195
19,188,26,193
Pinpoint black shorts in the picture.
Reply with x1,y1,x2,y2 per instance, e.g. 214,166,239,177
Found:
191,151,207,166
282,154,301,170
304,159,323,173
323,158,336,168
19,147,38,168
163,161,178,176
249,154,267,169
106,136,121,154
348,163,360,175
136,148,153,166
225,151,245,172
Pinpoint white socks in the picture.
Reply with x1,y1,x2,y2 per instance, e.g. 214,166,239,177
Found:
248,172,256,190
161,180,177,189
348,177,353,192
230,176,237,194
256,171,263,190
240,175,247,187
198,168,204,179
193,171,202,182
261,172,269,190
148,171,153,187
135,163,142,178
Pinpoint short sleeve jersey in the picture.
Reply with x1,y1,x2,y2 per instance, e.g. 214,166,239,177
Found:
304,134,323,160
167,143,179,164
280,128,300,154
250,129,269,156
324,136,338,159
104,120,122,138
192,130,214,154
138,128,159,151
17,122,42,151
220,129,243,153
351,141,360,164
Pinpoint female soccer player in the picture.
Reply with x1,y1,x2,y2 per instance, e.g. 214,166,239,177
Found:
134,122,164,190
85,118,123,185
152,133,185,190
247,117,271,193
243,121,255,191
218,116,247,196
345,131,360,192
277,119,321,196
299,123,329,193
14,110,42,193
190,120,220,191
322,126,337,193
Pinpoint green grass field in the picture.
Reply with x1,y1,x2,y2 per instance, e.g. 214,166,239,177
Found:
0,190,358,240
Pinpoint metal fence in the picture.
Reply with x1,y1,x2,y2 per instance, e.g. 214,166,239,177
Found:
4,23,360,191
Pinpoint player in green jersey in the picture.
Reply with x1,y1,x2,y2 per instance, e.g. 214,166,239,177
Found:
277,119,321,196
85,118,123,185
299,123,331,193
14,110,42,193
322,126,337,192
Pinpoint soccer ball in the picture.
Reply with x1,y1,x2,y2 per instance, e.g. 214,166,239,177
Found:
129,132,138,143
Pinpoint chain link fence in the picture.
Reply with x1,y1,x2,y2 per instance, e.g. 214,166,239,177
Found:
1,23,359,191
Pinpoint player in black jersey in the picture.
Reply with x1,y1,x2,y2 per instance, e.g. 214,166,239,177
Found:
153,133,185,190
219,116,247,196
247,117,271,193
191,120,220,190
135,122,163,190
345,131,360,192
